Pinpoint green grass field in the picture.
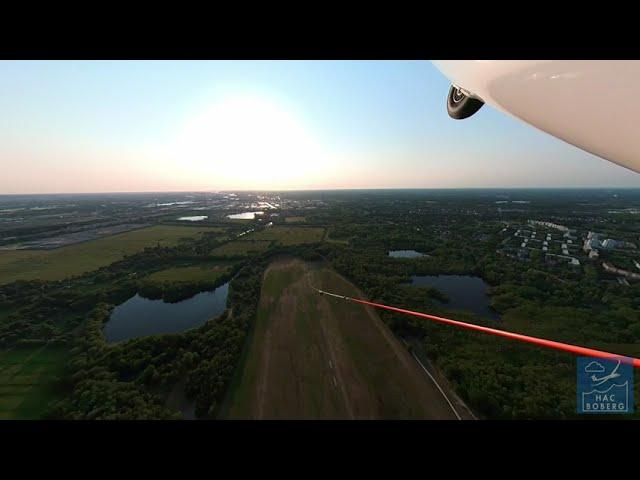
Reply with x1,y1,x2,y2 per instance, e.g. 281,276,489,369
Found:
284,216,306,223
210,227,325,258
146,262,233,283
0,225,224,284
0,346,67,420
224,258,457,419
248,226,325,246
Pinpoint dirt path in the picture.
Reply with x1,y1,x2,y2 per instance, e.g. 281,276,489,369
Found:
255,316,272,419
315,295,355,419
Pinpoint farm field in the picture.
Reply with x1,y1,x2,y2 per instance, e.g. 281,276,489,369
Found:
146,262,234,283
284,216,306,223
0,225,224,284
224,258,457,419
0,346,67,420
248,226,325,245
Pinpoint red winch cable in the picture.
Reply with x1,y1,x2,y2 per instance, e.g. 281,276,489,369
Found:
313,287,640,369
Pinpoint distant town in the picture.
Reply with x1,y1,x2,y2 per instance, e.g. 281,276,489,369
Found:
500,219,640,285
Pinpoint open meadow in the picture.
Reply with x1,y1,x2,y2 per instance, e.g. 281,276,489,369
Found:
248,226,325,245
0,225,225,284
210,240,273,257
0,346,67,420
145,262,234,284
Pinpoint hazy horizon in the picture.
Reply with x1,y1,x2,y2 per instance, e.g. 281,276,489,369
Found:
4,186,640,198
2,60,639,194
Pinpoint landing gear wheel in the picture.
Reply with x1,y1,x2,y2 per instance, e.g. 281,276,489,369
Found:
446,85,484,119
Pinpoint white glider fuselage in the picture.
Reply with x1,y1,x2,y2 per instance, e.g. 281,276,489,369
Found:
432,60,640,173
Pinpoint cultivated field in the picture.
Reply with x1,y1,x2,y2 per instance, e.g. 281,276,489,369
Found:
284,216,306,223
224,258,458,419
146,262,233,283
0,346,67,420
248,226,325,245
0,225,224,284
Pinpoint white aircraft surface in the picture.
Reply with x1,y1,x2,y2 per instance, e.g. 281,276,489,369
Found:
432,60,640,174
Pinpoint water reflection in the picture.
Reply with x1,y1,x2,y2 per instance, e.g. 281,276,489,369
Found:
104,283,229,343
389,250,426,258
227,211,263,220
411,275,498,320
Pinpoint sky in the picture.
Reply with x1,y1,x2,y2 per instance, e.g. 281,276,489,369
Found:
1,60,639,194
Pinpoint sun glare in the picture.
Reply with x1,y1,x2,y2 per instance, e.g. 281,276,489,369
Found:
169,94,327,189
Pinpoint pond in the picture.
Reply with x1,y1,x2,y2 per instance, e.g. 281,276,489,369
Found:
104,282,229,343
178,215,208,221
411,275,498,320
227,211,263,220
389,250,426,258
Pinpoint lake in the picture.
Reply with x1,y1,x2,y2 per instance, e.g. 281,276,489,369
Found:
104,282,229,343
227,211,263,220
411,275,498,320
389,250,426,258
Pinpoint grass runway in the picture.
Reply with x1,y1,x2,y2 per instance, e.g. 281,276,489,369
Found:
224,258,458,419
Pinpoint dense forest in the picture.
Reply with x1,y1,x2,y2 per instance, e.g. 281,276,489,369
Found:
320,224,640,419
48,261,263,419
